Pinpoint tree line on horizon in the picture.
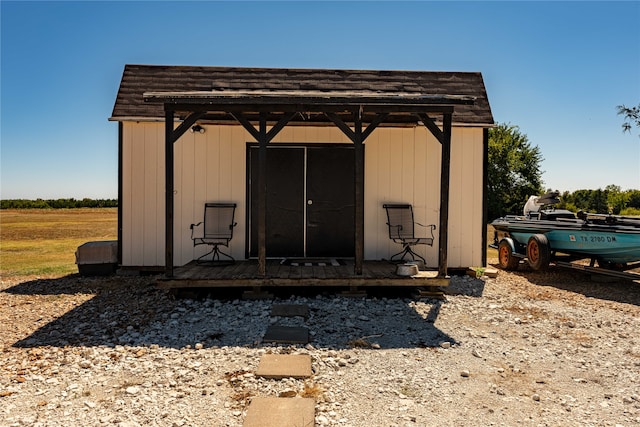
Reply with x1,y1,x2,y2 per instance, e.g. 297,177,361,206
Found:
554,186,640,216
3,185,639,217
0,198,118,209
488,116,640,219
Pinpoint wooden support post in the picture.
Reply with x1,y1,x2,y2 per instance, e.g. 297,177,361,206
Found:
438,113,452,278
165,110,175,277
233,112,295,276
354,110,364,275
482,127,489,267
324,110,385,276
258,113,268,276
117,122,123,267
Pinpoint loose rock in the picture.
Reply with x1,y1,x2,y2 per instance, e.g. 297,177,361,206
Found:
1,266,638,427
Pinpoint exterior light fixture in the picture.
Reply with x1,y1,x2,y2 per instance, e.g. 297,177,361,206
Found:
190,124,205,133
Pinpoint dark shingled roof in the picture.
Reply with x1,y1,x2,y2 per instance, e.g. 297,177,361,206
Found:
110,64,493,126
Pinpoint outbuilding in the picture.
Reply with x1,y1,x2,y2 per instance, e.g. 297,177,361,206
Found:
109,65,493,287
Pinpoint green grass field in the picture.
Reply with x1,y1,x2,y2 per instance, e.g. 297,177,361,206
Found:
0,208,496,278
0,208,117,277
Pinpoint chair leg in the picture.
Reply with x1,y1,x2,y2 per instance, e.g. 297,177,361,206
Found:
196,244,235,265
390,244,426,265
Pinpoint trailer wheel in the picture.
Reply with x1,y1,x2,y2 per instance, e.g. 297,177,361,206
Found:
498,240,520,270
527,234,551,271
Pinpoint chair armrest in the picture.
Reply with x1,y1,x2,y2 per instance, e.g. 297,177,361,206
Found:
190,221,204,240
415,222,436,239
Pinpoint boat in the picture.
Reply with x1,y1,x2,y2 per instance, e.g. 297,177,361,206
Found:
490,192,640,272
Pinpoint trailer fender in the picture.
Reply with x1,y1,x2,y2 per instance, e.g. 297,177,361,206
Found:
499,237,516,254
497,237,521,270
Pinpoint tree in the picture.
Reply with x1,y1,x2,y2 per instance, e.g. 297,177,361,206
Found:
627,190,640,209
605,184,630,215
590,189,609,214
617,103,640,136
488,123,544,219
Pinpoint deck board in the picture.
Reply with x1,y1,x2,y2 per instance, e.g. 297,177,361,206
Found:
157,260,449,289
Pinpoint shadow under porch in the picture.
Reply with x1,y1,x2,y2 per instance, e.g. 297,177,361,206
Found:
156,259,449,289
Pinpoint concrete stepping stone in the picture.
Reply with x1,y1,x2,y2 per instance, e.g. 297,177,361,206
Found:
263,325,309,344
270,303,309,319
256,353,312,379
243,397,315,427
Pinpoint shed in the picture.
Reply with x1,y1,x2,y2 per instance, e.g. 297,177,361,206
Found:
109,65,493,286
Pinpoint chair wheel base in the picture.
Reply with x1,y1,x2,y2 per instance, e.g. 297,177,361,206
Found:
390,246,426,265
195,245,235,266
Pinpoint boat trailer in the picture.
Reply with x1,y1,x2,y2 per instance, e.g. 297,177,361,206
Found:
489,239,640,283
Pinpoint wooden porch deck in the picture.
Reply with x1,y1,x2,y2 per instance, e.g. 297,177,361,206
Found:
157,260,449,289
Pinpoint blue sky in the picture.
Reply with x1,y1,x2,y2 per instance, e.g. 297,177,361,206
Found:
1,1,639,199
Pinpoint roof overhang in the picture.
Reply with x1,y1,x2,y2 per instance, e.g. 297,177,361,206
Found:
143,89,475,106
141,89,476,126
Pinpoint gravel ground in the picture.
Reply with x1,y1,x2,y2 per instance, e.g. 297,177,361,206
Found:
1,261,639,427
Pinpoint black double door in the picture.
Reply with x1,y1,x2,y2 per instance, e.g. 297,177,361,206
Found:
249,145,355,258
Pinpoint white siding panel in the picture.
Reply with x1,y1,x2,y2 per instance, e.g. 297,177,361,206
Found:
370,128,390,257
121,122,165,267
363,127,442,267
121,123,134,266
173,125,250,266
122,122,484,269
142,124,159,266
412,128,431,264
130,125,146,266
229,126,248,260
470,129,485,265
175,131,196,266
448,130,464,267
363,130,381,260
447,128,484,267
361,126,485,269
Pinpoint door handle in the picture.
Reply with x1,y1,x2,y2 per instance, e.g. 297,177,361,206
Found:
307,199,313,205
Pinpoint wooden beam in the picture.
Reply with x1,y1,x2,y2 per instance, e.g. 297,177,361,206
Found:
258,113,267,276
169,112,204,143
226,111,297,277
266,112,298,142
232,111,297,144
324,112,356,142
361,113,389,141
322,108,374,275
162,111,205,278
354,111,365,275
438,112,452,278
165,110,175,277
117,122,123,267
417,113,444,144
482,127,489,267
232,112,261,141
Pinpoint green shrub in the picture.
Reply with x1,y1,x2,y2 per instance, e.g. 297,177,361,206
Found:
619,207,640,216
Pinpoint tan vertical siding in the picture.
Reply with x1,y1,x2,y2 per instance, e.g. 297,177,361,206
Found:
174,125,250,266
448,128,484,267
121,122,165,267
121,122,484,269
364,127,443,268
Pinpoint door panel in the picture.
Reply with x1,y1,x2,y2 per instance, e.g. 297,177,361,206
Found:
249,147,304,257
306,147,355,257
249,145,354,258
